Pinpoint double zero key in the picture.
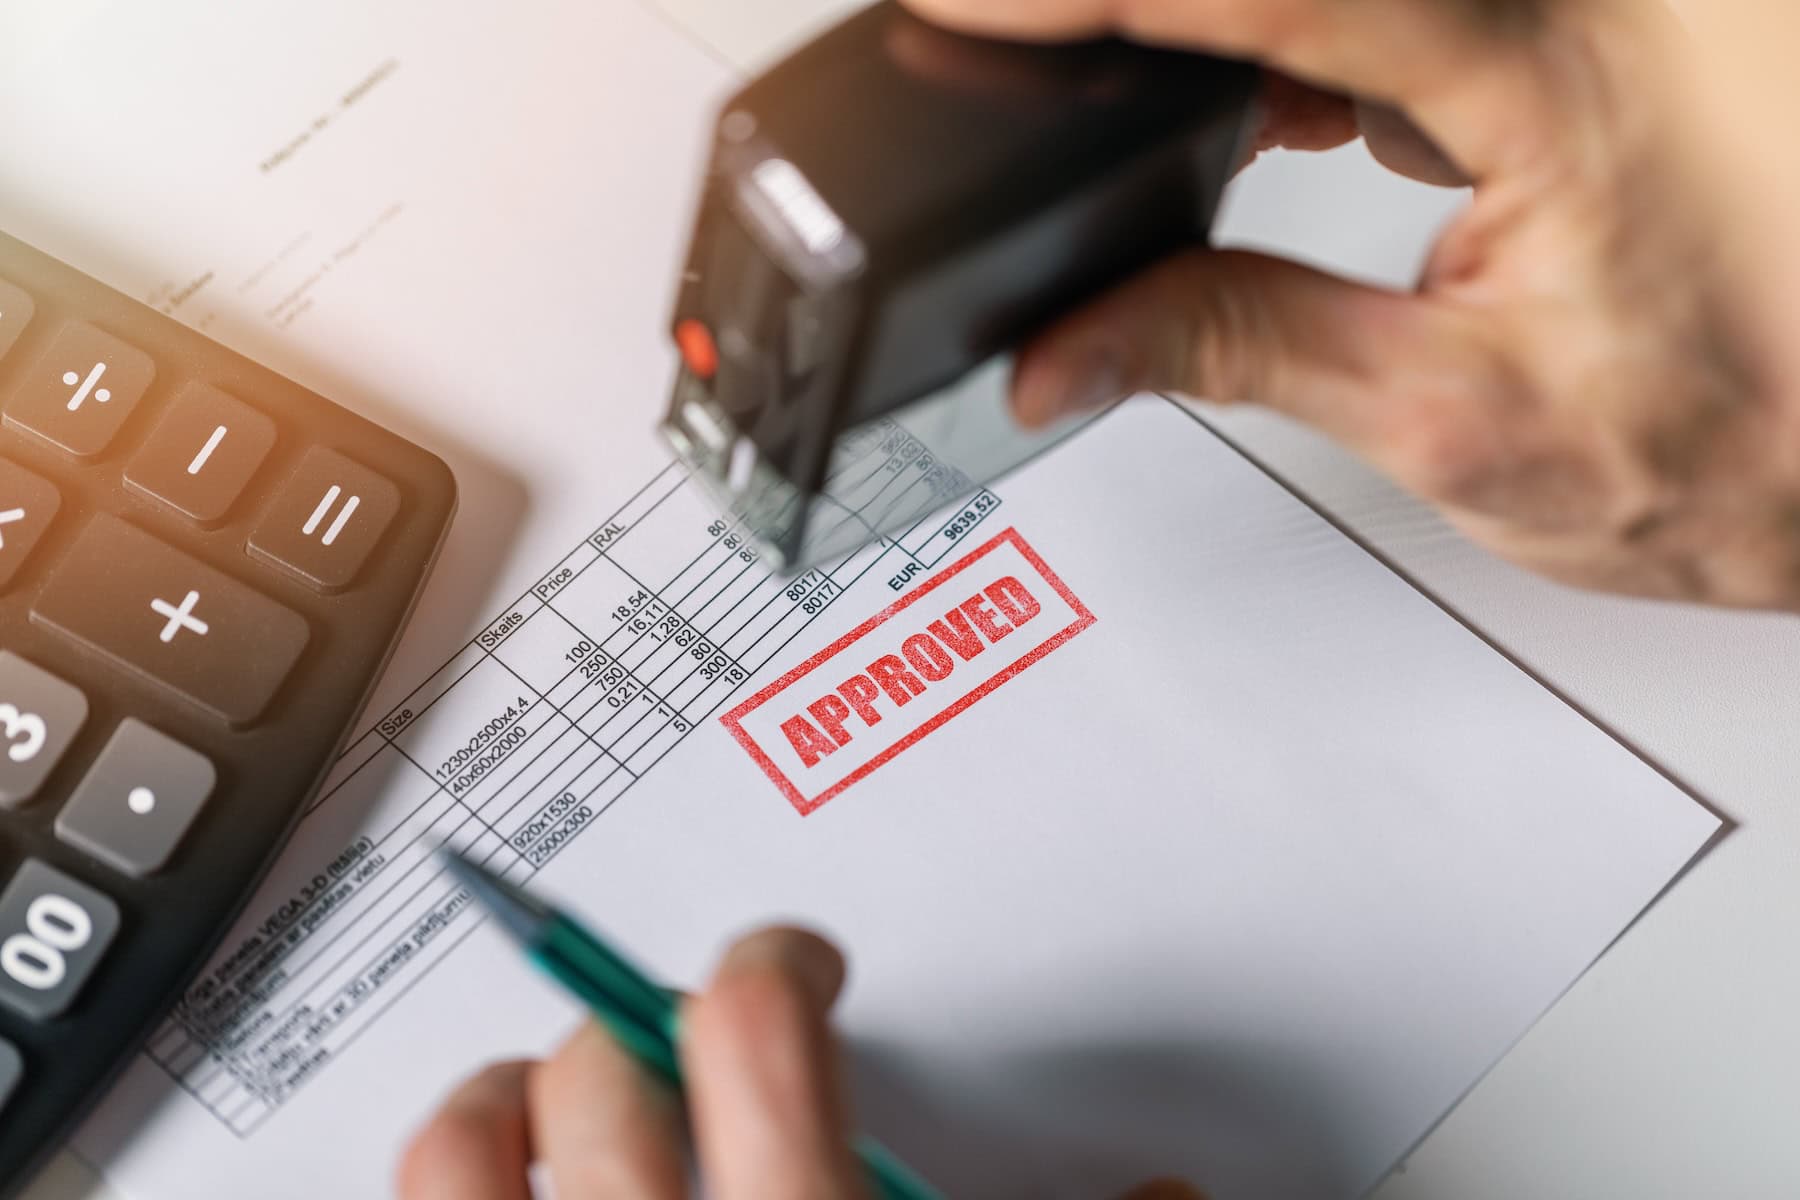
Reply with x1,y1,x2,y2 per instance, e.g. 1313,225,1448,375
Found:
32,515,309,726
0,860,120,1021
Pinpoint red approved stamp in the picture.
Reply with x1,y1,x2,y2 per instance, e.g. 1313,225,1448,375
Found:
721,527,1096,814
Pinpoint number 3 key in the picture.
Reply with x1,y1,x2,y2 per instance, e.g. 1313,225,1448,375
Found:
0,652,88,810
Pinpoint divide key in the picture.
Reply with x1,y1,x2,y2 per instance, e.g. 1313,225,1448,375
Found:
32,515,309,726
4,323,154,459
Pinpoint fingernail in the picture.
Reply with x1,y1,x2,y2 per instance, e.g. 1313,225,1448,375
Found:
1050,343,1130,420
726,927,847,1008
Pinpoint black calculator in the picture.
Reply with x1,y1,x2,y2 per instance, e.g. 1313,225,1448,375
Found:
0,232,456,1194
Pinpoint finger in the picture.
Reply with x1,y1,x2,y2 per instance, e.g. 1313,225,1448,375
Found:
1354,100,1472,187
681,927,865,1200
1254,73,1357,155
1009,248,1513,504
901,0,1556,176
528,1020,687,1200
1251,77,1472,189
397,1061,535,1200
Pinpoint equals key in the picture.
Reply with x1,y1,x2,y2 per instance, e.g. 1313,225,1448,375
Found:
250,446,401,592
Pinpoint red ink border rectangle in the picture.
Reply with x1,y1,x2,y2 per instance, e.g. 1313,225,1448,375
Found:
721,527,1096,814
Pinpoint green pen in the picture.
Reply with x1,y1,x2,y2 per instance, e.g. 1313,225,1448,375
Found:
441,850,942,1200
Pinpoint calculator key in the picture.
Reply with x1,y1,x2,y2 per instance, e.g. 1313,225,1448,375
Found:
58,720,216,878
0,277,33,363
3,322,155,458
0,652,88,811
33,515,309,727
248,446,400,592
0,1037,19,1114
125,383,277,525
0,860,120,1021
0,457,60,591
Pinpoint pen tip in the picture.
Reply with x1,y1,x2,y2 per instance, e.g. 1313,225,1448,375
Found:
440,848,554,944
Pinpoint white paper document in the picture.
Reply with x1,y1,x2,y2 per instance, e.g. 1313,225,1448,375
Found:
0,2,1720,1198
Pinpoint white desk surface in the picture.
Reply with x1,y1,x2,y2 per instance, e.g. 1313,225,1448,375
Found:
30,2,1800,1196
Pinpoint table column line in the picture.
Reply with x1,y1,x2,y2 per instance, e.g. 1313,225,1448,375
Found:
578,564,760,702
171,739,480,1024
549,564,775,746
540,548,762,745
478,636,639,793
545,527,909,828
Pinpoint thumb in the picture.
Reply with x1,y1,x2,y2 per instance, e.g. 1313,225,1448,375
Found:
1010,249,1498,481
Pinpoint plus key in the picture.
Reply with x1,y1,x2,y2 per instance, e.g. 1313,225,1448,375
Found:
32,516,309,726
150,591,209,643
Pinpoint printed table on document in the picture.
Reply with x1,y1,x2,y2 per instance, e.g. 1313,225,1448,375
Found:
142,425,1002,1136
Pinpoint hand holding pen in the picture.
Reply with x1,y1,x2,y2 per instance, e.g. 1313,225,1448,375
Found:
399,854,952,1200
401,927,879,1198
401,857,1202,1200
